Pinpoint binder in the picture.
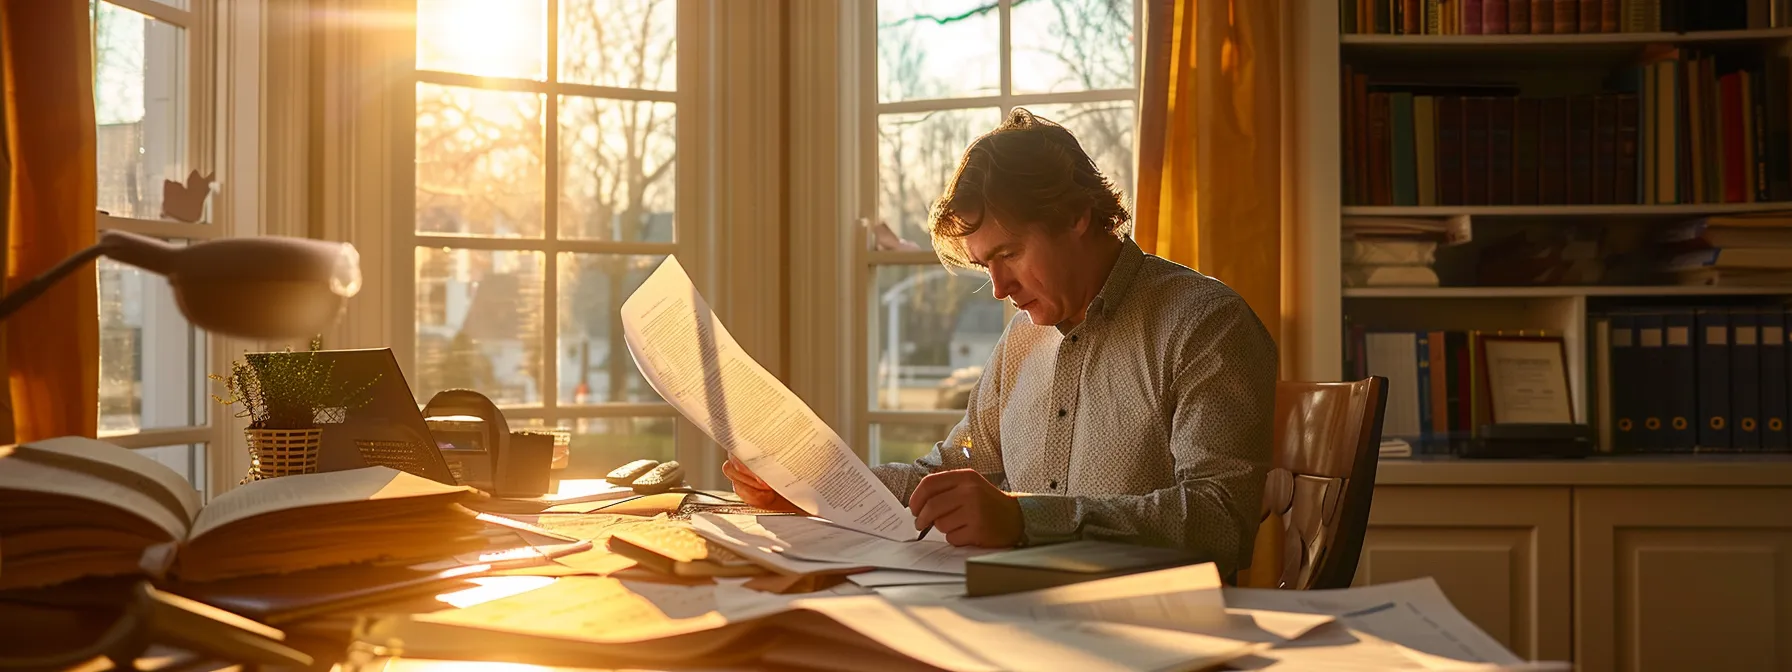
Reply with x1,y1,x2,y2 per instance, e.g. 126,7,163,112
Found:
1697,309,1733,450
1662,310,1698,450
1609,313,1639,451
1731,309,1762,451
1760,309,1788,451
1636,314,1667,451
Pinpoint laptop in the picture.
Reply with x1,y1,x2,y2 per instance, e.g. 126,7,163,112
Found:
244,347,459,485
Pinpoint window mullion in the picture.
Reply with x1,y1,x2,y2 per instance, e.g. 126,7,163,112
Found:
542,0,561,419
999,0,1012,110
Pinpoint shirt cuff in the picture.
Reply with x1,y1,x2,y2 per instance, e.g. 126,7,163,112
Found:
1015,494,1079,546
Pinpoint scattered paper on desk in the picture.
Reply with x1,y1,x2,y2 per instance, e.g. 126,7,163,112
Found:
1225,578,1524,668
691,513,994,575
621,257,915,540
848,569,968,588
416,575,799,644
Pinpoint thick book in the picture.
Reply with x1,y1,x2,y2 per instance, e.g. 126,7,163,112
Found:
1392,92,1419,205
1668,248,1792,271
0,437,487,590
1567,95,1596,204
1615,93,1640,204
1593,95,1618,203
1540,96,1568,204
1438,96,1466,205
964,540,1202,598
1514,97,1541,204
1416,96,1438,206
1465,97,1491,205
1488,96,1515,205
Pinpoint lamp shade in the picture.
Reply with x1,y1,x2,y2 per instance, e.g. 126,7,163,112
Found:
100,231,361,340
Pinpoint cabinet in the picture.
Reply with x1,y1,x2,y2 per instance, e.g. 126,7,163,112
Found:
1355,458,1792,669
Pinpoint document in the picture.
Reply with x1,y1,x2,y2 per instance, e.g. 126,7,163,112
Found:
966,563,1228,630
1225,578,1525,668
691,513,993,575
621,256,915,540
847,569,969,588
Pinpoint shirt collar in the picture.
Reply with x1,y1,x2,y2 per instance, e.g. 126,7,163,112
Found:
1075,236,1146,327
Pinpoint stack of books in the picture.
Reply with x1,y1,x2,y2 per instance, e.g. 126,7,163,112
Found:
1341,216,1469,286
1660,213,1792,286
1343,0,1791,36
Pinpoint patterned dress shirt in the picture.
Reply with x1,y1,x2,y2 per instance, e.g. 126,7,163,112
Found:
871,237,1277,577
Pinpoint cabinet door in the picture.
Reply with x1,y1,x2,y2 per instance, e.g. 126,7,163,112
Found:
1576,487,1792,672
1354,486,1572,663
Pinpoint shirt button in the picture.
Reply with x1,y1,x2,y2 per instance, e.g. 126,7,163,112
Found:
1057,409,1067,418
1070,335,1079,343
1049,480,1059,490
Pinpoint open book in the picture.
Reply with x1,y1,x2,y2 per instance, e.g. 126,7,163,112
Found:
0,436,488,589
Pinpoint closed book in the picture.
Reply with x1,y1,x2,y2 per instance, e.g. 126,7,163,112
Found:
1580,0,1600,31
1488,96,1515,204
1429,330,1451,453
1555,0,1579,32
1600,0,1618,31
1342,67,1356,202
1446,331,1469,451
1427,0,1444,34
1767,57,1790,201
1485,0,1508,32
1668,248,1792,271
1761,310,1788,450
1593,95,1618,203
1532,0,1553,32
1653,58,1680,203
1615,93,1641,203
1465,0,1484,32
1391,92,1419,205
964,540,1201,598
1698,309,1733,449
1416,331,1435,452
1540,96,1568,203
1355,73,1372,204
1732,310,1763,450
1509,0,1530,32
1514,97,1542,204
1567,95,1596,204
1438,96,1466,205
1722,72,1748,203
1405,0,1422,33
1663,310,1699,449
1637,314,1668,450
1416,96,1438,205
1366,332,1425,441
1372,92,1391,205
1465,97,1491,204
1610,313,1640,451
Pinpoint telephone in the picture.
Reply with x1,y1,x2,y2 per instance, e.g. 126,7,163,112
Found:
423,389,539,495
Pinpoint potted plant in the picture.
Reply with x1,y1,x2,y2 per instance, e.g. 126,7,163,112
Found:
211,337,375,482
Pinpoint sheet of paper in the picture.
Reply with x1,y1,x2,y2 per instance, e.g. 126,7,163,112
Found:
795,596,1267,672
1227,628,1432,670
189,466,469,540
1225,578,1524,667
415,575,802,644
692,513,994,575
966,563,1228,631
848,569,969,588
620,257,914,540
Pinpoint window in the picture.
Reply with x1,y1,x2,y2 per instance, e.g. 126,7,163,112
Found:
92,0,216,496
408,0,688,478
858,0,1139,464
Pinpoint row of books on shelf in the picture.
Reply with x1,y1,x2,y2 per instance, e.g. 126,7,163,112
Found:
1593,306,1792,451
1342,50,1792,206
1347,307,1792,455
1344,0,1788,36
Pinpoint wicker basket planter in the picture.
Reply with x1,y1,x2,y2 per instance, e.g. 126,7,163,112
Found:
242,427,323,483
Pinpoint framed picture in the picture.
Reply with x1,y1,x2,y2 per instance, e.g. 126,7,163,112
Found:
1478,335,1574,424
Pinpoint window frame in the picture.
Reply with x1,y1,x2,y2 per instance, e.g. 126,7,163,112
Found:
848,0,1143,463
90,0,230,496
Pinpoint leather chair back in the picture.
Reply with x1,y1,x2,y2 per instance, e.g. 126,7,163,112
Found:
1240,377,1389,590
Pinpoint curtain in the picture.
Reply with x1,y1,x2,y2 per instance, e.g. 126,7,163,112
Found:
1,0,99,442
1134,0,1287,588
1135,0,1285,354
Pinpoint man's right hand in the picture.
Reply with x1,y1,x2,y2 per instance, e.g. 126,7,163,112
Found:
722,457,803,513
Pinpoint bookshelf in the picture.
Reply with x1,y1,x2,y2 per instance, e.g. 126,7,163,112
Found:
1317,3,1792,457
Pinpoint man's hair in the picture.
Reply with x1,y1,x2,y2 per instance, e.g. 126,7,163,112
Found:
927,108,1132,270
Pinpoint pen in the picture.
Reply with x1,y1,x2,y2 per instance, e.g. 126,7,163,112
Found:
915,442,971,541
915,523,932,541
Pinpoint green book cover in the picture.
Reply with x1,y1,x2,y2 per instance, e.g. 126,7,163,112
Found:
1391,91,1418,206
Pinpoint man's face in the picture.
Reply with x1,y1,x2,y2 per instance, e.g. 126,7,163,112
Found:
962,214,1091,328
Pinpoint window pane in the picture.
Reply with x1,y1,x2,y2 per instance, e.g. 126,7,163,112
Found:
99,254,205,435
877,108,1000,251
417,0,546,80
878,0,999,103
559,0,677,91
872,265,1003,410
414,248,546,406
558,253,666,404
416,83,545,238
1023,101,1136,211
134,444,206,496
558,97,676,242
557,417,677,480
93,1,187,221
871,423,954,466
1011,0,1135,94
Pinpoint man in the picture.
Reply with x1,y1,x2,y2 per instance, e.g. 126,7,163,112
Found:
726,109,1276,578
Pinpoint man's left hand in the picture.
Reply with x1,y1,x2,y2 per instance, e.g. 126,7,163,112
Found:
908,469,1023,548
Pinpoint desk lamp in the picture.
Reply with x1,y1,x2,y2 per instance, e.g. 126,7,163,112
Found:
0,230,362,338
0,230,360,670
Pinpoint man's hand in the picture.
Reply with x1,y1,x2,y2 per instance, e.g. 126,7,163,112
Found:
909,469,1022,548
721,457,803,513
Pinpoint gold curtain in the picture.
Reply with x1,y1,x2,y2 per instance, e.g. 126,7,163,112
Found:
1135,0,1285,352
1,0,99,442
1134,0,1287,588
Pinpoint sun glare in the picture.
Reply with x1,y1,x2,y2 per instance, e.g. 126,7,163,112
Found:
418,0,545,80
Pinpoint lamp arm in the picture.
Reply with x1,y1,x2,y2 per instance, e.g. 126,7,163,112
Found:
0,243,107,323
